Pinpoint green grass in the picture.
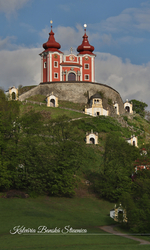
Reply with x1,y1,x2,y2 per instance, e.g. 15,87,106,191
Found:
59,100,85,111
19,85,37,95
0,196,149,250
24,94,85,111
27,94,46,103
20,103,88,119
20,99,150,147
114,225,150,244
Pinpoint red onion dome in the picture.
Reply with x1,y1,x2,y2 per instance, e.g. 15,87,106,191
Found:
77,30,95,55
43,27,62,52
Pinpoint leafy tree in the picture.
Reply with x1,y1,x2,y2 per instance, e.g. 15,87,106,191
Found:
121,170,150,233
9,112,84,197
41,115,84,196
130,99,148,118
0,89,20,190
89,132,139,201
145,110,150,122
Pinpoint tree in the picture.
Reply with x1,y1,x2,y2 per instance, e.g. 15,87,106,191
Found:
0,89,20,190
41,115,84,196
145,110,150,122
9,113,84,197
121,170,150,233
89,132,140,201
130,99,148,118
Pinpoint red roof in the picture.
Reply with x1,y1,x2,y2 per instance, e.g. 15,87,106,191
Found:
141,148,147,151
77,29,95,55
43,26,63,53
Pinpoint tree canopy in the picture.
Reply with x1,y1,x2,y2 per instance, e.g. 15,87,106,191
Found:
0,90,84,197
88,132,140,201
130,99,148,117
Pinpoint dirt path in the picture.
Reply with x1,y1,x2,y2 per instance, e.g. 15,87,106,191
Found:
100,225,150,245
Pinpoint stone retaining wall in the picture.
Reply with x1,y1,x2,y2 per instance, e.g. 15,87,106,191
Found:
19,81,125,114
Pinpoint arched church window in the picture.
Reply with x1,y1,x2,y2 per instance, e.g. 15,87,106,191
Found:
85,64,89,69
54,73,58,78
85,75,89,80
54,61,58,67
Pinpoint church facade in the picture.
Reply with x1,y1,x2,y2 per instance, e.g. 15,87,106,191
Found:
39,24,95,83
19,23,134,117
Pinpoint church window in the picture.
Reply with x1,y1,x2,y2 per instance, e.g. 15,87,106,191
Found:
85,74,89,80
44,62,47,68
85,64,89,69
54,73,58,78
54,61,58,67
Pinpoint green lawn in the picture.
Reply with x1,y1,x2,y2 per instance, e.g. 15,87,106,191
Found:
20,103,87,119
0,196,149,250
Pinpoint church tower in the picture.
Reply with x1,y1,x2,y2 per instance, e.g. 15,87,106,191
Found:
40,23,95,83
77,24,96,82
40,21,63,82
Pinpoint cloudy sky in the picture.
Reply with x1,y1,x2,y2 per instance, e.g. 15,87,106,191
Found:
1,0,150,108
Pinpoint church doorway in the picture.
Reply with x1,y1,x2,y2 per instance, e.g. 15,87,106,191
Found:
68,72,76,81
90,138,95,144
50,99,55,107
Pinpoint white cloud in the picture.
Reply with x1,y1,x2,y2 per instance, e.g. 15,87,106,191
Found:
0,0,30,16
0,36,18,50
55,24,83,50
40,24,84,51
0,47,41,91
93,4,150,34
95,52,150,107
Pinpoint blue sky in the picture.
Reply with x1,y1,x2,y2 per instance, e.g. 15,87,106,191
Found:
1,0,150,108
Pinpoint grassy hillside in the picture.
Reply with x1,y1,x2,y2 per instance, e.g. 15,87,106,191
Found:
21,95,150,147
1,195,149,250
18,85,37,95
18,96,150,186
1,95,150,249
